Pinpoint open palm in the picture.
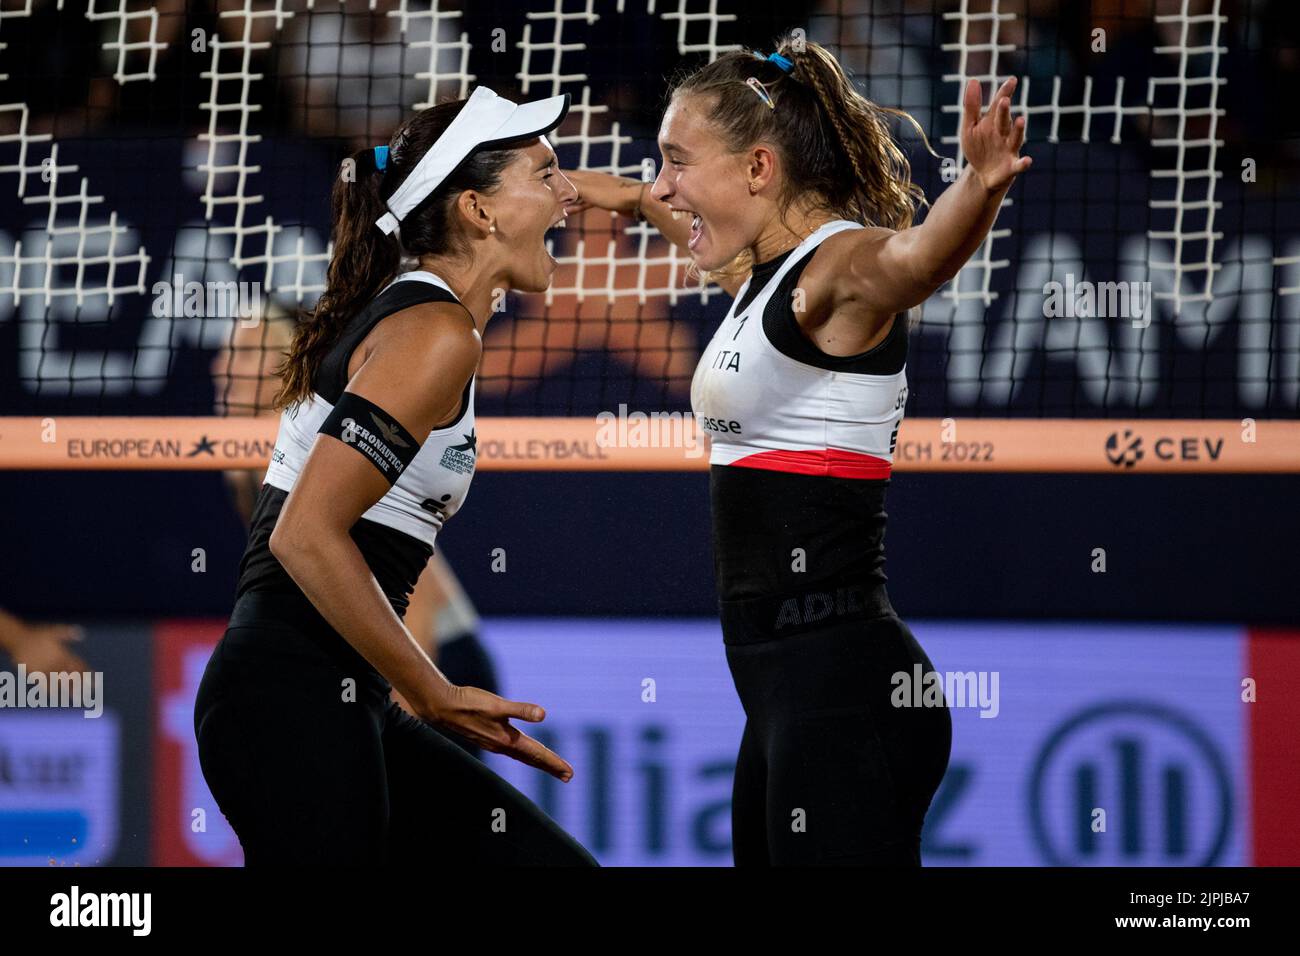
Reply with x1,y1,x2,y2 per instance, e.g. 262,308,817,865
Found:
961,76,1032,193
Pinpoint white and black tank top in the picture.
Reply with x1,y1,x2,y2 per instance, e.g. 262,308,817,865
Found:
690,220,909,604
236,271,477,617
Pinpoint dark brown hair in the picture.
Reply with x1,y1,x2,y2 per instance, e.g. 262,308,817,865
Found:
274,99,531,410
670,31,935,283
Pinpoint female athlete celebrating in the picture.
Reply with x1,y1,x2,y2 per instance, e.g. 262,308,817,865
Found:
194,86,597,866
569,37,1030,865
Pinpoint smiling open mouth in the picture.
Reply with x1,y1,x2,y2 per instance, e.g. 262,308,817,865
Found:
671,207,704,250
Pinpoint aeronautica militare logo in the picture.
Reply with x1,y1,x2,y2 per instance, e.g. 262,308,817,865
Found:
439,429,477,475
338,412,409,477
1104,429,1144,468
369,412,411,449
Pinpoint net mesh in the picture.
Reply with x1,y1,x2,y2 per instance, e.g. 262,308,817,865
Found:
1,0,1297,422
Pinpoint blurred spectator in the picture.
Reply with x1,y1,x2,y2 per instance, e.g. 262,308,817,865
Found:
0,607,87,673
0,0,190,137
277,0,469,150
809,0,948,141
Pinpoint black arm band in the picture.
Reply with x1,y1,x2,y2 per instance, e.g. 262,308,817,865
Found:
318,391,420,484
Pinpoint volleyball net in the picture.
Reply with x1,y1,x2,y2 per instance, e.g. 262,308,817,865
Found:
1,0,1297,472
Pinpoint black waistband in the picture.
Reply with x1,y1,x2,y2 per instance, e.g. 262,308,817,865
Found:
229,588,330,631
719,580,894,646
225,589,390,693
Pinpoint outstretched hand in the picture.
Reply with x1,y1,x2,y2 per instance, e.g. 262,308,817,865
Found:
430,683,575,782
960,77,1032,193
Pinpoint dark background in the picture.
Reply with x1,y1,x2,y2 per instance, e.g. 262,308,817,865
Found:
1,0,1297,625
3,469,1296,624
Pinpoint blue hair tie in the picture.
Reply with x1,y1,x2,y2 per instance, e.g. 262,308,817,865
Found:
767,52,793,73
373,145,389,171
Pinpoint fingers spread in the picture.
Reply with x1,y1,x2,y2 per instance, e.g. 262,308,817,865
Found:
505,730,573,780
962,78,982,130
505,699,545,722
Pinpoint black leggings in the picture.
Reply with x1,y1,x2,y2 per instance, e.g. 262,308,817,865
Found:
194,592,597,866
722,589,952,866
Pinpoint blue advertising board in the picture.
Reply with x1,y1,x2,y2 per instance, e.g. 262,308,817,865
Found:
480,619,1247,866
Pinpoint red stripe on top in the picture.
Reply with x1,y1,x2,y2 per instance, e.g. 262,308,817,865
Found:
729,447,892,479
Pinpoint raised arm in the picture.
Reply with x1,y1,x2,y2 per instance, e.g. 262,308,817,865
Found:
840,77,1032,316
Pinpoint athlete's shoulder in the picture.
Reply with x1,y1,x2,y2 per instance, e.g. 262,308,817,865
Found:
808,225,897,308
374,299,480,362
343,299,479,432
349,299,480,410
814,224,894,265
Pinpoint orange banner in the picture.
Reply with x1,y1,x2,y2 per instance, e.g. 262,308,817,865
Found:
0,416,1296,472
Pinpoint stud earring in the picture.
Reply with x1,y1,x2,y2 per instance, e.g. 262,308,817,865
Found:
489,224,496,233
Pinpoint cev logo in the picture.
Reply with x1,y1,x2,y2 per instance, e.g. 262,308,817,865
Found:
1028,701,1233,866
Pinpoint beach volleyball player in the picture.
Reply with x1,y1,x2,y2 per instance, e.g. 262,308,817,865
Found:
211,301,504,763
568,37,1030,864
194,86,597,865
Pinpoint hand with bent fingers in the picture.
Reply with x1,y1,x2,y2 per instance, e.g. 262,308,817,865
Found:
961,76,1032,193
427,683,574,782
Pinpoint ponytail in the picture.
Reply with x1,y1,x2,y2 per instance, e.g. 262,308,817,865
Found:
785,39,932,232
274,147,400,410
274,100,527,411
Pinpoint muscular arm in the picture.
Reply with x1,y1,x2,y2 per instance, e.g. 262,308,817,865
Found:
863,166,1012,310
837,77,1031,318
564,171,750,297
268,305,479,721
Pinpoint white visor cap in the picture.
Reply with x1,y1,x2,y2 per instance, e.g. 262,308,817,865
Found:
375,86,571,236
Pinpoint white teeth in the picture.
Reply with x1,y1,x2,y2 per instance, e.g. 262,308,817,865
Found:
691,215,702,231
672,210,687,221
